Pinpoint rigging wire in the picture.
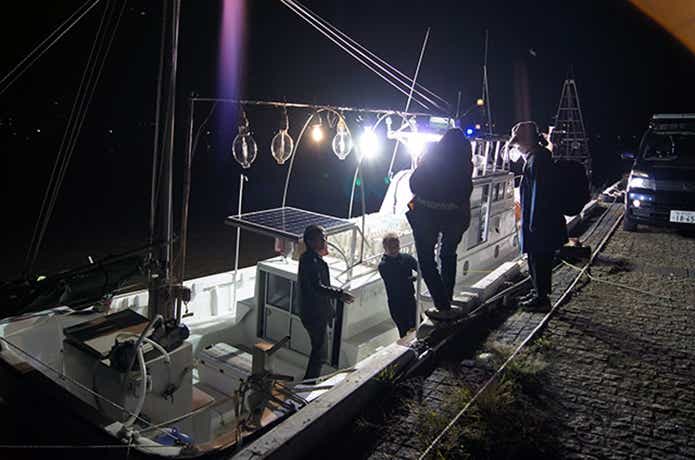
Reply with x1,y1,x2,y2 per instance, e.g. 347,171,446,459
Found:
24,0,128,276
279,0,440,111
282,0,448,108
386,27,431,179
149,0,170,248
0,0,103,97
24,0,114,276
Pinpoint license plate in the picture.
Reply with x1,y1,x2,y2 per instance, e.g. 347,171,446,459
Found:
670,210,695,224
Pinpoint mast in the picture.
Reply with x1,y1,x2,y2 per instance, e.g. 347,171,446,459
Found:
149,0,182,321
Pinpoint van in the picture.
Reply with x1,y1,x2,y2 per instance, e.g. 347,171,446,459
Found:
622,114,695,231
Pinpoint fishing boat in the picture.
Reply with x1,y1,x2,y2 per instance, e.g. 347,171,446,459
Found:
0,1,522,457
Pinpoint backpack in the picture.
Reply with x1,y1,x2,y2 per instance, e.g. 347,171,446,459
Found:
552,159,590,216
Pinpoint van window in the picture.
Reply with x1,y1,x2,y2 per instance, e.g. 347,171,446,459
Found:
641,132,695,164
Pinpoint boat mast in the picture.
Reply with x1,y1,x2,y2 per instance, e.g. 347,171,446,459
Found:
150,0,182,321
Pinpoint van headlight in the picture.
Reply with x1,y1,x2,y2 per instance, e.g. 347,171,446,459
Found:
628,170,655,190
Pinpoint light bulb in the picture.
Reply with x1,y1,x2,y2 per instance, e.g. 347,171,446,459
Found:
271,129,294,165
476,98,485,107
232,125,258,169
359,127,380,160
331,120,353,160
406,138,425,159
311,123,324,143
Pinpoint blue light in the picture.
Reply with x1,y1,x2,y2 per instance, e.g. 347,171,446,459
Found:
466,128,474,136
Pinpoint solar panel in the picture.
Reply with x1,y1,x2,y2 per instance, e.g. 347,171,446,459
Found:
225,207,355,241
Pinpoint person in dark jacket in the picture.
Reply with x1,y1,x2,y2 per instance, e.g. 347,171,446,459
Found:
378,233,418,338
297,225,354,380
510,121,568,312
407,128,473,321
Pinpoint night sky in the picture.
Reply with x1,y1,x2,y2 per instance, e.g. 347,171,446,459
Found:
1,0,694,279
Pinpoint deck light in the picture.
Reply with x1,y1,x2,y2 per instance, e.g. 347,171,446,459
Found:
310,114,325,143
406,137,426,159
466,128,474,136
271,106,294,165
476,98,485,106
632,199,641,208
332,118,353,160
232,110,258,169
475,123,481,130
359,126,380,159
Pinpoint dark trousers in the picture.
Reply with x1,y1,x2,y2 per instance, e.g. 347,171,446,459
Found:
302,318,327,380
408,209,468,310
388,297,416,338
528,252,554,299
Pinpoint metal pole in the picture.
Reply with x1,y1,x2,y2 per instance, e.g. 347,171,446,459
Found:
232,174,248,313
387,27,431,179
151,0,181,321
175,96,195,324
281,112,316,208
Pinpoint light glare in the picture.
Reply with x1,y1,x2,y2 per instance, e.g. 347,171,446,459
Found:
311,123,324,143
359,127,380,159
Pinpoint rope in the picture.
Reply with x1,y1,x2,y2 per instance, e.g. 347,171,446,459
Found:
0,0,103,97
282,0,448,108
24,0,113,276
559,259,674,303
279,0,441,111
417,207,624,459
25,0,128,277
149,0,170,248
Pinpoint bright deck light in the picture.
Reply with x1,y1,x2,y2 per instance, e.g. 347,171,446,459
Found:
310,123,324,143
359,127,380,159
476,98,485,106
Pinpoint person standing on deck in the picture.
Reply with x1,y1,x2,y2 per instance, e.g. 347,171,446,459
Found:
407,128,473,321
378,233,418,338
297,225,354,380
510,121,568,312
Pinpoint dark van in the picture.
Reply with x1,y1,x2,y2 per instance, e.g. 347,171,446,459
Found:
622,114,695,231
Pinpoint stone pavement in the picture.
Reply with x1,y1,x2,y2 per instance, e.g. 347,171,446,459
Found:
536,224,695,459
359,206,694,459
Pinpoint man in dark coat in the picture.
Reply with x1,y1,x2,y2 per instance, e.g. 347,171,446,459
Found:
378,233,418,338
407,128,473,321
511,121,568,312
297,225,354,380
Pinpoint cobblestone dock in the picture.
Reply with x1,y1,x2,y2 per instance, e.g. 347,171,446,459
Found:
537,224,695,459
356,207,695,459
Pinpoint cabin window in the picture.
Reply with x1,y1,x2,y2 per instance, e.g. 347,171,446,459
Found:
493,183,501,201
506,179,514,198
262,272,336,365
267,274,291,312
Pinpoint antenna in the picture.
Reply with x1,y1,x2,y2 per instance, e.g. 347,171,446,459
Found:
482,30,493,134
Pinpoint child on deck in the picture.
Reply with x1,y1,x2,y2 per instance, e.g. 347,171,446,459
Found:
378,233,419,338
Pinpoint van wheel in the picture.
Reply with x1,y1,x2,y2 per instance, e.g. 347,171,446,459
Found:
623,215,637,232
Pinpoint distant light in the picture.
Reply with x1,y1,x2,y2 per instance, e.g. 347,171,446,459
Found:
476,98,485,107
475,124,481,130
35,128,41,133
466,128,474,136
359,127,380,159
632,199,641,208
310,123,324,143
